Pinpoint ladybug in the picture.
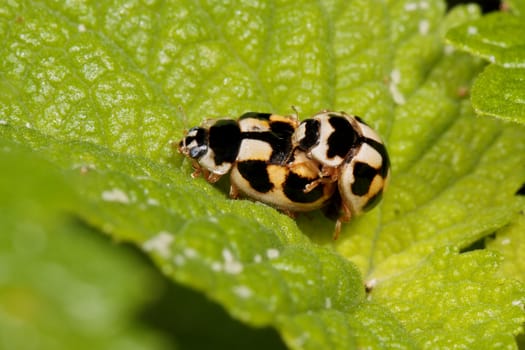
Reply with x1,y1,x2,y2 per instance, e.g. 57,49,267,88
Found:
177,112,297,182
179,110,390,239
292,111,391,235
178,112,336,213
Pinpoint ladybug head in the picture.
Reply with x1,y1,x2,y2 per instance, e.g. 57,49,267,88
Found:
179,126,209,160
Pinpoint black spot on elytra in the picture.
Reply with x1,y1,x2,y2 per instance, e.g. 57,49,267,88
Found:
208,120,242,165
237,160,273,193
241,131,293,165
363,189,383,211
270,121,295,140
327,116,358,159
364,138,390,178
298,119,320,150
516,183,525,196
351,162,378,196
239,112,295,140
283,173,324,203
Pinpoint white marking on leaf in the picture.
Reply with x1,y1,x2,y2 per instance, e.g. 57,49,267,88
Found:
233,285,253,299
389,69,406,105
325,297,332,309
467,4,478,13
391,69,401,84
73,163,96,173
184,247,197,258
211,262,222,271
101,188,130,204
143,231,174,258
292,333,309,347
223,248,234,262
224,261,243,274
444,45,455,55
147,198,159,206
419,20,430,35
266,248,280,259
174,255,185,266
467,26,478,35
501,238,511,245
404,3,417,11
222,248,243,274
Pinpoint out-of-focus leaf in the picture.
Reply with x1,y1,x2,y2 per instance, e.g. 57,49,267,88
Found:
0,140,173,350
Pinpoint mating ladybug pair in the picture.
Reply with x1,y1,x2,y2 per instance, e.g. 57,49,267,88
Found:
178,111,390,239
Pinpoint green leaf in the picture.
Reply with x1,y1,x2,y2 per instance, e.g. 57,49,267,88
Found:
0,141,172,350
2,0,525,349
446,12,525,67
445,7,525,122
281,304,417,349
373,247,525,349
0,139,290,350
487,213,525,284
1,124,415,348
471,64,525,123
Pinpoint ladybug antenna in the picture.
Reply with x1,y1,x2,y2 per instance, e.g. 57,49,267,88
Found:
171,105,189,152
178,105,188,133
290,105,300,119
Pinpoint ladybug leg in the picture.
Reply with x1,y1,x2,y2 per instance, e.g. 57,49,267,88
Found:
190,160,204,179
333,201,352,240
281,209,297,219
320,166,338,181
303,178,326,193
206,172,222,183
303,166,338,193
189,162,222,183
229,182,240,199
173,140,183,153
334,221,342,240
